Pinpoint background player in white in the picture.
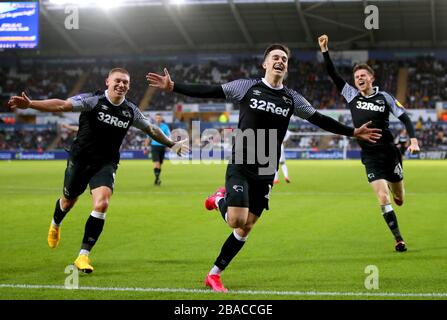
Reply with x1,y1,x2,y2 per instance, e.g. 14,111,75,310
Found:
8,68,189,273
273,129,292,184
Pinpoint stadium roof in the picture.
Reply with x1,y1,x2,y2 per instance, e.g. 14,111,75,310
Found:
33,0,447,56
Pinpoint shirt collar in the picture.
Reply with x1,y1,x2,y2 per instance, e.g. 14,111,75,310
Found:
105,90,125,106
261,78,283,90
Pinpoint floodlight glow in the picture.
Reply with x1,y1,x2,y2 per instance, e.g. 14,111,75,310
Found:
170,0,187,5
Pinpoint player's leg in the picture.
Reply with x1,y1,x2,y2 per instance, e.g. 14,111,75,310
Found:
74,163,116,273
48,159,88,248
370,179,406,252
152,146,162,185
388,180,405,206
205,212,259,292
387,151,405,206
273,170,280,184
205,178,270,292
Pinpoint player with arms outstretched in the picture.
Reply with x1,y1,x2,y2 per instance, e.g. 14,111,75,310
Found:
147,44,381,292
8,68,188,273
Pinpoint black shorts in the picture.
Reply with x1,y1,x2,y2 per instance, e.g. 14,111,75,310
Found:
224,164,272,217
151,145,166,164
361,145,403,183
63,158,118,199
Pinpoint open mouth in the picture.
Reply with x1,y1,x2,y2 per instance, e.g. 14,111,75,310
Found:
358,81,365,86
115,88,125,94
273,64,284,71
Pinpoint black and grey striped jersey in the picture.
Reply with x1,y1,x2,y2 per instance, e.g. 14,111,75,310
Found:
222,78,316,179
340,84,405,150
68,90,154,164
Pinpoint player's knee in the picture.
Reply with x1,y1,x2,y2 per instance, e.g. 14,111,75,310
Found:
378,190,390,204
227,216,247,229
94,198,109,213
240,222,255,235
61,197,77,211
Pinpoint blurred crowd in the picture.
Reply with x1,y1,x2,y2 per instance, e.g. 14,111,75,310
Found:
1,55,446,112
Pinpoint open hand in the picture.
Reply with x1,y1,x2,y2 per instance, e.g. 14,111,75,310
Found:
171,138,190,157
8,92,31,111
146,68,174,92
353,121,382,143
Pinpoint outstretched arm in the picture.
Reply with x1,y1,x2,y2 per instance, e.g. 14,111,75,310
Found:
307,111,382,143
142,124,189,157
146,68,225,99
318,35,347,92
8,92,73,112
398,113,420,154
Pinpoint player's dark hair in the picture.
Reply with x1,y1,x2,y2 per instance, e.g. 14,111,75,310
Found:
263,44,291,61
353,63,375,76
108,68,130,77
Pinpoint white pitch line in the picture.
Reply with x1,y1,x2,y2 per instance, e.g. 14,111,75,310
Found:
1,284,446,298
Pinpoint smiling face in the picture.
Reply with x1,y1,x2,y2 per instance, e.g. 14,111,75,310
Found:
263,49,289,81
106,71,130,101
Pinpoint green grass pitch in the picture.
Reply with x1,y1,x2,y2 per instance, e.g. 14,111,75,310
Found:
0,159,446,300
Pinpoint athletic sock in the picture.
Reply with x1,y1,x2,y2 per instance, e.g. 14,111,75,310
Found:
209,265,222,275
281,163,289,180
52,198,69,226
381,204,403,241
81,211,106,252
214,230,247,271
217,198,228,222
274,170,279,181
154,168,161,179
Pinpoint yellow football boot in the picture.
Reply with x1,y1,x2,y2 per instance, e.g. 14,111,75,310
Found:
74,254,94,274
47,224,61,248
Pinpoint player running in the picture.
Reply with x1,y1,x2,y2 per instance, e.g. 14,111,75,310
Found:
318,34,420,252
147,44,382,292
8,68,189,273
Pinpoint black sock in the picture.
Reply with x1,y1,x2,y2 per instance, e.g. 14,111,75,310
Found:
81,214,105,252
217,198,228,222
53,198,68,225
214,232,246,271
382,209,403,241
154,168,161,179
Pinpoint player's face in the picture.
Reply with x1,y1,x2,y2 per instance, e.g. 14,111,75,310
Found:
106,72,130,99
155,115,162,123
263,49,288,79
354,69,374,93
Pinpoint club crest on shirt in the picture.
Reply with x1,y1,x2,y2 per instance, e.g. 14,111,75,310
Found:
122,110,131,118
282,96,293,105
252,89,262,96
101,105,109,111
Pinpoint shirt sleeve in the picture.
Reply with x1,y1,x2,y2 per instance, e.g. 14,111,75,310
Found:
68,93,98,112
341,83,359,103
131,105,157,131
221,79,258,103
288,89,317,119
382,92,405,118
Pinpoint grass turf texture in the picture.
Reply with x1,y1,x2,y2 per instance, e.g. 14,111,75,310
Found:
0,160,446,300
